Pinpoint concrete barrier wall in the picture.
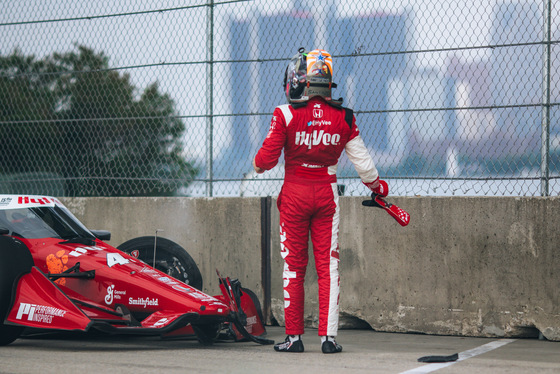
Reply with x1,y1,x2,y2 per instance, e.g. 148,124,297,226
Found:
60,196,559,341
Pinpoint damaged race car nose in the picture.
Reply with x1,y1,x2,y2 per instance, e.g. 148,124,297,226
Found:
0,194,272,347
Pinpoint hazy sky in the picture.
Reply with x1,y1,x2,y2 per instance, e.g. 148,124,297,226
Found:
1,0,555,161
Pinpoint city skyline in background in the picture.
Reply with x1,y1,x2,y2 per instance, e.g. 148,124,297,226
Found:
215,0,559,182
1,0,558,196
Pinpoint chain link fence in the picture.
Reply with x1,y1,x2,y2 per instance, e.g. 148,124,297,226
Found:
1,0,559,197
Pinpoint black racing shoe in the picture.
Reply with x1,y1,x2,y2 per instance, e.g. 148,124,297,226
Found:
321,337,342,354
274,335,304,353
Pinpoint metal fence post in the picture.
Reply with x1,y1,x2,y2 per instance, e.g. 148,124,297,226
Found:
260,196,272,324
206,0,214,197
540,0,552,197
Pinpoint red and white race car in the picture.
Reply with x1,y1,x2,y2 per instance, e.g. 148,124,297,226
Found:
0,195,272,346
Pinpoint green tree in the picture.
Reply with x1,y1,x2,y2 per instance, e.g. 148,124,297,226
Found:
0,50,61,175
0,46,198,196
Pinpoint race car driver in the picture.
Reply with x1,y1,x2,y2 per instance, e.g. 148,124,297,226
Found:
252,48,388,353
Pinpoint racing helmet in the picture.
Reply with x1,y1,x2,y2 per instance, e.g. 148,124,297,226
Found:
283,48,339,104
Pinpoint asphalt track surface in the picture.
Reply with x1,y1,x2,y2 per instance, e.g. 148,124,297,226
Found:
0,326,558,374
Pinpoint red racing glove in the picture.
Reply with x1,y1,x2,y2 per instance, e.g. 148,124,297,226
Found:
364,178,389,197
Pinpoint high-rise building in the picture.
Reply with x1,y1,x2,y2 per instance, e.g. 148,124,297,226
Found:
331,13,409,156
219,6,411,179
490,1,541,138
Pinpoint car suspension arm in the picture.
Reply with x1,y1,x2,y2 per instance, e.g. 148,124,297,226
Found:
48,262,95,280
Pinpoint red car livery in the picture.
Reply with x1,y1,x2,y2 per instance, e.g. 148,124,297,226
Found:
0,195,271,346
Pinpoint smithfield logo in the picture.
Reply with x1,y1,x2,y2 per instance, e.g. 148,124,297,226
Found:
295,130,340,149
128,297,159,308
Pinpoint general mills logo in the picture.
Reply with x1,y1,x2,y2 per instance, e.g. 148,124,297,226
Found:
105,284,115,305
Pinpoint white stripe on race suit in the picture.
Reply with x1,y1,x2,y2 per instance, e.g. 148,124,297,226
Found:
327,183,341,336
279,104,293,126
280,225,296,309
345,135,379,183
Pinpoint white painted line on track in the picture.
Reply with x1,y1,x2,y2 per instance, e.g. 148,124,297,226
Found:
399,339,517,374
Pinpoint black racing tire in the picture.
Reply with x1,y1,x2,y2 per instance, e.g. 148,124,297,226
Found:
117,236,203,291
0,236,34,346
191,323,221,346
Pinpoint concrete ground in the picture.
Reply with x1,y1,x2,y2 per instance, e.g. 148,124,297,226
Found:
0,326,558,374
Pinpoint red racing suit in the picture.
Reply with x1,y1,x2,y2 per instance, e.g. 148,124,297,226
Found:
254,97,379,337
